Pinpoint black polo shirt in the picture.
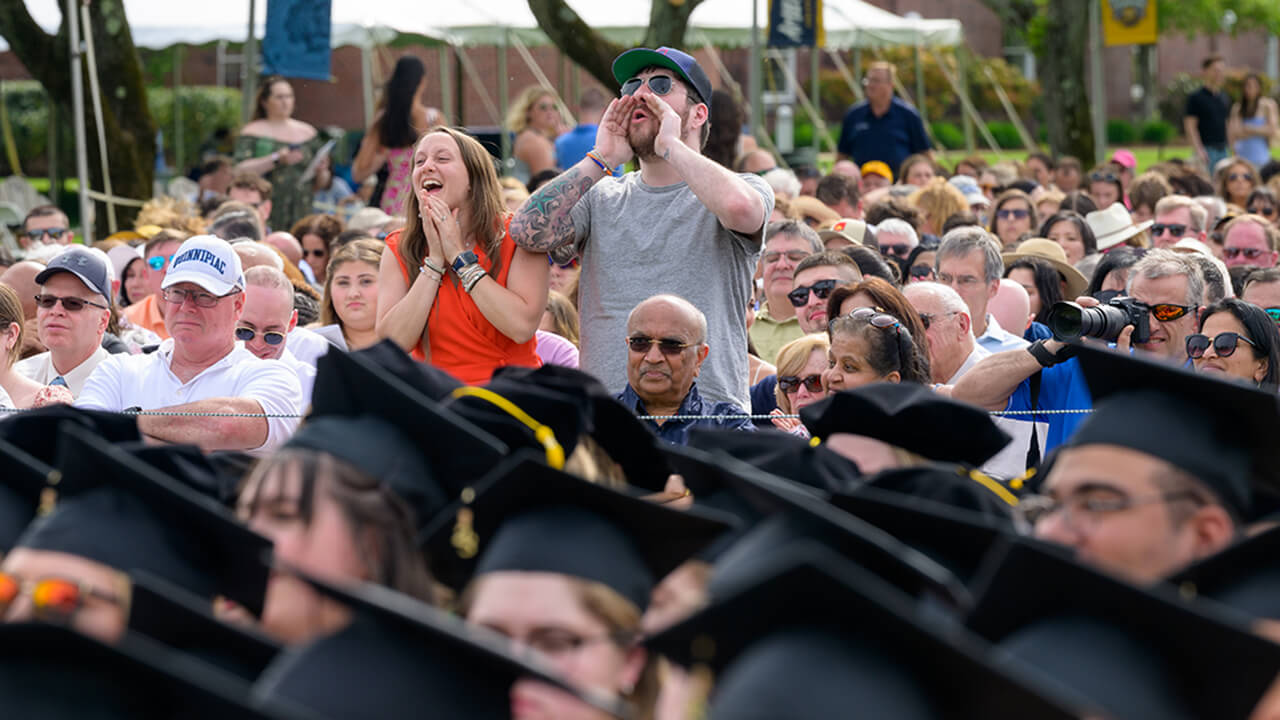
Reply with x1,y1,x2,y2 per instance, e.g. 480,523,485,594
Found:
1185,86,1231,147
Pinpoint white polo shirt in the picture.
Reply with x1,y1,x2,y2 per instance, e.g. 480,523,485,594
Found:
945,342,992,385
76,339,302,454
287,326,336,367
15,346,110,398
278,348,316,408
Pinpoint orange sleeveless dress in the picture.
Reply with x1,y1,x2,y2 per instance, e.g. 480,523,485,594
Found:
384,219,541,385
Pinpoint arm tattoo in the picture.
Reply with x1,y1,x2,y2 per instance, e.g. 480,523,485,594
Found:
509,167,597,252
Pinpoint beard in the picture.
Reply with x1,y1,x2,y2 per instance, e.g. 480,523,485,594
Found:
628,106,692,162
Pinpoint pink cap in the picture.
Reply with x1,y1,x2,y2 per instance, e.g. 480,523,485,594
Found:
1110,149,1137,169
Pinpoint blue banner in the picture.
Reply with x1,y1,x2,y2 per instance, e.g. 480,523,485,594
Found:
768,0,824,48
262,0,332,81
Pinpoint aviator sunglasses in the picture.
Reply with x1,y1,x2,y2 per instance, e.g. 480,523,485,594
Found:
621,75,677,97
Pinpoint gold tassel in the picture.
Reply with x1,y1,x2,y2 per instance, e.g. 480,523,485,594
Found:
452,507,479,559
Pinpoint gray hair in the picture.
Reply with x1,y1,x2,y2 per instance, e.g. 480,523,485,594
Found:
1126,248,1205,306
627,293,708,345
1154,195,1209,232
874,218,919,247
936,226,1003,283
765,220,823,254
761,168,801,199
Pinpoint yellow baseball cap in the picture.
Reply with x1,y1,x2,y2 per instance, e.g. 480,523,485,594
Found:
861,161,893,182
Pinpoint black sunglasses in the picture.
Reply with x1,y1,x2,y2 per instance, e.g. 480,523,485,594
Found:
235,327,286,346
996,208,1030,220
24,228,68,241
787,279,839,308
33,294,108,312
908,265,934,280
1151,223,1189,238
778,374,823,394
918,310,958,330
627,335,695,356
1186,331,1257,359
880,243,912,257
621,75,675,97
304,248,327,258
1248,205,1276,217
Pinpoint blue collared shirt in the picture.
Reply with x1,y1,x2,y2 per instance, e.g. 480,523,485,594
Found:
837,96,932,173
617,382,755,446
977,314,1030,355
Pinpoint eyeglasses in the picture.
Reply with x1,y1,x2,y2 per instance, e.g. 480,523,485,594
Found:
304,249,327,258
1151,223,1189,238
1015,489,1204,530
24,227,68,241
908,265,934,280
918,310,958,329
936,272,985,287
547,256,579,270
1186,331,1257,359
162,287,234,308
1229,172,1255,182
33,294,108,312
763,250,810,265
235,327,287,346
1088,172,1119,184
996,208,1030,220
787,279,839,308
621,75,675,97
626,335,696,356
1225,246,1270,261
778,374,824,394
880,243,912,257
490,625,634,656
1248,205,1276,218
147,255,174,271
0,572,120,620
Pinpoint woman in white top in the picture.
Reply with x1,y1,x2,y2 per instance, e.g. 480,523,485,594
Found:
314,238,383,351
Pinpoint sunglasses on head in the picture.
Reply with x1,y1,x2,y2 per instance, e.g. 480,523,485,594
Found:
778,374,823,394
627,335,695,356
1186,331,1257,359
1225,246,1269,261
621,75,676,97
996,208,1030,220
0,572,120,619
1089,172,1119,184
147,255,174,271
34,293,108,312
787,279,839,308
24,227,68,241
235,327,287,345
1151,223,1189,238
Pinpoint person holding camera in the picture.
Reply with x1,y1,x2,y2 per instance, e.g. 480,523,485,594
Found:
952,249,1206,462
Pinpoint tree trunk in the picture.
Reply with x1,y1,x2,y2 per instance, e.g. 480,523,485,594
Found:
1037,0,1094,163
0,0,155,230
528,0,704,93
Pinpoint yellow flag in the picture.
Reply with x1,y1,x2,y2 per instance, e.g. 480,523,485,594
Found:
1102,0,1157,47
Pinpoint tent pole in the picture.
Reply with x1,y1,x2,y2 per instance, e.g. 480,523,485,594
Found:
767,48,836,156
914,43,926,131
242,0,258,125
698,33,787,167
983,64,1035,150
810,47,820,154
1089,0,1106,167
509,34,576,128
361,41,374,129
78,2,116,234
958,48,974,152
173,45,183,175
825,48,862,102
438,45,454,125
454,47,501,127
928,48,1002,158
66,0,92,242
750,0,763,141
498,31,510,166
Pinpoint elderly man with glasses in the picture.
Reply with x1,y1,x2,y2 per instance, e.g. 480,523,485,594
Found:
616,294,753,445
77,235,302,454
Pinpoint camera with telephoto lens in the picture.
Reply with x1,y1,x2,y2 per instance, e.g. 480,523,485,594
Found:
1042,297,1151,344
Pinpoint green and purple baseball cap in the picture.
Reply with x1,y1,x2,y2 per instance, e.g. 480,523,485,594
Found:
612,46,713,108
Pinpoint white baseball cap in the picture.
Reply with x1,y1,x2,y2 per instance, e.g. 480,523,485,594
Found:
161,235,245,296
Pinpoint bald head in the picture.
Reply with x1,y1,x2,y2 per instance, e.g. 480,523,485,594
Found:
990,278,1032,334
627,294,708,345
264,232,304,267
234,241,285,272
0,261,47,319
737,150,776,175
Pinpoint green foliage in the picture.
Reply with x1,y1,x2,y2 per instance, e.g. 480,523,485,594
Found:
0,81,59,176
986,121,1022,149
930,121,966,150
1107,119,1137,144
145,87,241,170
1157,0,1280,36
1141,119,1177,145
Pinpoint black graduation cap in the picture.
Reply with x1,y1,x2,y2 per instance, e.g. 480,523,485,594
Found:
128,571,281,683
966,536,1280,720
0,404,140,464
1166,525,1280,622
858,463,1020,520
1071,343,1280,519
0,623,308,719
800,383,1013,467
687,447,971,609
660,443,768,560
301,347,509,533
15,423,272,616
445,373,591,470
124,442,243,507
686,426,860,493
350,338,463,401
491,363,672,492
254,564,630,720
828,481,1012,585
0,437,52,552
421,452,733,609
646,542,1088,719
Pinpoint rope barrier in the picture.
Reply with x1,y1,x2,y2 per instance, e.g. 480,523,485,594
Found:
0,407,1094,420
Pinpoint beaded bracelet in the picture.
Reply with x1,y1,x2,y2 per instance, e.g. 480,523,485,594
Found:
585,150,613,176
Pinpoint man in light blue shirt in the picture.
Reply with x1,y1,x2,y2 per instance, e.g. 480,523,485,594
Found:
935,227,1028,355
555,88,610,170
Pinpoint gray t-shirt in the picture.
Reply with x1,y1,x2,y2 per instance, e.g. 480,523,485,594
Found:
570,171,773,409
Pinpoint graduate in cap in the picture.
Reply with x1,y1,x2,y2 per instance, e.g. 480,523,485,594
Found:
1167,524,1280,631
422,453,731,720
2,423,270,646
235,347,507,644
967,536,1280,720
646,542,1089,719
1017,344,1280,584
255,564,629,720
